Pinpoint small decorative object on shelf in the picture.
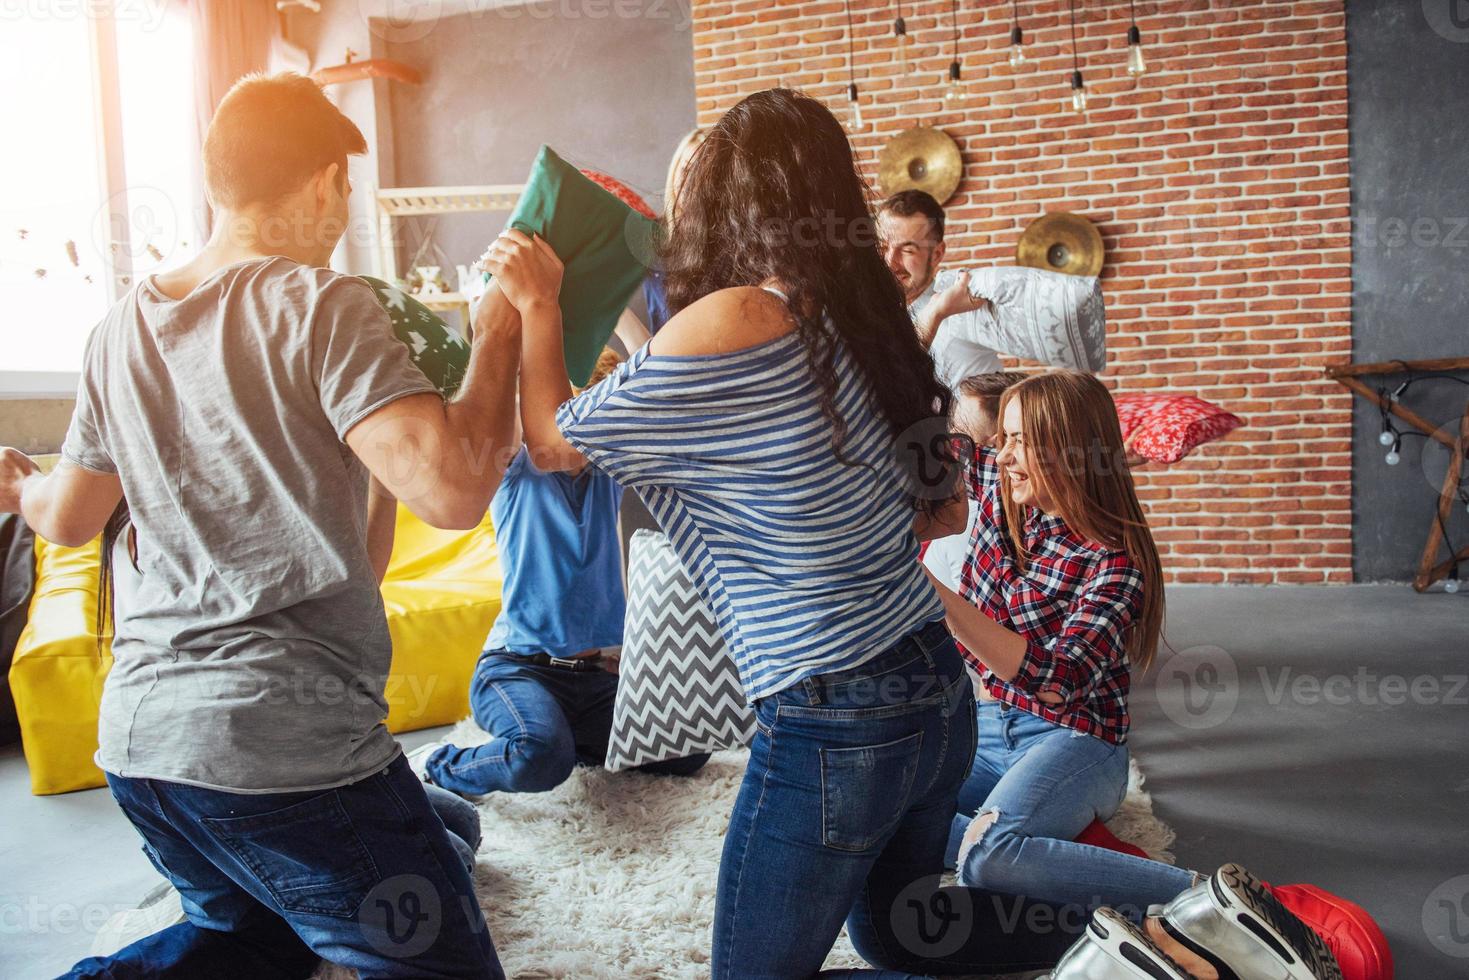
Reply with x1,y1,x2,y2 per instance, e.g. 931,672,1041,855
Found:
1326,357,1469,593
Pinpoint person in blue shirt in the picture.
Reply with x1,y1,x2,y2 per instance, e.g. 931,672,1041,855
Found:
410,348,709,796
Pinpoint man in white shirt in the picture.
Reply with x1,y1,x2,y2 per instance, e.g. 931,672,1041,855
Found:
877,190,1000,390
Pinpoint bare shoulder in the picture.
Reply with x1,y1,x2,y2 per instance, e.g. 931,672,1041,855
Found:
650,286,796,358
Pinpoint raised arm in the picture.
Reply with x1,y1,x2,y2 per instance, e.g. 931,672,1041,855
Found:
345,285,523,530
480,231,585,474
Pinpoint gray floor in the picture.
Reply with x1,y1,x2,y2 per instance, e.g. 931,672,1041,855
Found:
2,585,1464,978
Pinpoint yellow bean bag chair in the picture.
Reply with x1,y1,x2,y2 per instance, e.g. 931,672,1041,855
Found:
10,505,499,795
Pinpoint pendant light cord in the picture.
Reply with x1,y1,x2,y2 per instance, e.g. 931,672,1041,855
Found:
845,0,857,89
1070,0,1080,74
952,0,960,60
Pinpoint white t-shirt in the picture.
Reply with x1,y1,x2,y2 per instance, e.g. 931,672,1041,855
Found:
909,279,1002,391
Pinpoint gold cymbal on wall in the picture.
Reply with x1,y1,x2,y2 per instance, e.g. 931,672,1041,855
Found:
1015,212,1104,277
877,126,963,205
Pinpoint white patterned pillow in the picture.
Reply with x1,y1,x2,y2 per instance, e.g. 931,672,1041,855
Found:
934,265,1107,372
605,530,756,772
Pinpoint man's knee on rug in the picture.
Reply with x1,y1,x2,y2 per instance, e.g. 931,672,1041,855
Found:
499,729,579,793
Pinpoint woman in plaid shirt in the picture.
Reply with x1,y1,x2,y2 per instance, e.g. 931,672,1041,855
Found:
926,372,1341,980
925,370,1197,904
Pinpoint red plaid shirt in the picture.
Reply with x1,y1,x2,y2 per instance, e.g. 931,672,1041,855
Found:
958,447,1142,744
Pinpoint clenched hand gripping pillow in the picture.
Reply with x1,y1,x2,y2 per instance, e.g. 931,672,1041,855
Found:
933,265,1107,371
605,530,755,772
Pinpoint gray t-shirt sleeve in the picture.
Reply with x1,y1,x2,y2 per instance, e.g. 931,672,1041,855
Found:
312,277,440,441
60,326,117,474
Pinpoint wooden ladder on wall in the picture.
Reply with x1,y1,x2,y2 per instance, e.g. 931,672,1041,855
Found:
1326,357,1469,592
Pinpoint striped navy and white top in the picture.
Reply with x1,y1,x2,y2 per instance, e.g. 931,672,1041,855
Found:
555,296,945,702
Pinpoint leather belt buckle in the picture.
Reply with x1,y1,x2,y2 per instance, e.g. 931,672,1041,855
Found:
548,655,585,670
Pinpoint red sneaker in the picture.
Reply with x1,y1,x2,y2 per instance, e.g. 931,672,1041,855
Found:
1265,883,1393,980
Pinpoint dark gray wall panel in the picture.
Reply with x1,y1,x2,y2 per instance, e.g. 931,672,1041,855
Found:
1347,0,1469,581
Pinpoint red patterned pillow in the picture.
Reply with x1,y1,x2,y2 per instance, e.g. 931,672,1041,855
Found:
579,169,657,220
1114,393,1243,464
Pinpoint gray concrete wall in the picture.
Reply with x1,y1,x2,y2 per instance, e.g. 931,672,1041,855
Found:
0,400,73,455
380,1,696,277
1346,2,1469,581
289,0,695,281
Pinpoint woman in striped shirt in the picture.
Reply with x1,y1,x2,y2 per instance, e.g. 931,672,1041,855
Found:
484,89,1083,978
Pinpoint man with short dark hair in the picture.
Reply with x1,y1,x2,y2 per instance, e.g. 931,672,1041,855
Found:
0,72,520,978
877,189,1000,389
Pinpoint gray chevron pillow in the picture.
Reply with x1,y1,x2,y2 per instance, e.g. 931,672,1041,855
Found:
605,530,756,771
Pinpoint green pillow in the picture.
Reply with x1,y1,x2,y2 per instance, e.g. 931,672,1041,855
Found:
499,145,659,386
360,275,469,397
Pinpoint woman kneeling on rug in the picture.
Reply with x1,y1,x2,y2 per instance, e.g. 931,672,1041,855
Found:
489,87,1341,980
486,87,1044,979
927,371,1343,980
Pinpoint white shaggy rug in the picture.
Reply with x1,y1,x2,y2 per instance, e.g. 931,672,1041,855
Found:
321,719,1177,980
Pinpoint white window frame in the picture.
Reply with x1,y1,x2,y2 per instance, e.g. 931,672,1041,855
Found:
3,6,141,398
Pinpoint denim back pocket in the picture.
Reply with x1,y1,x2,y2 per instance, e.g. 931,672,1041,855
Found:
818,730,924,852
202,791,380,918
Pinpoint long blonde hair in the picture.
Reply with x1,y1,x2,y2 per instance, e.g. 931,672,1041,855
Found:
663,127,707,223
998,372,1164,672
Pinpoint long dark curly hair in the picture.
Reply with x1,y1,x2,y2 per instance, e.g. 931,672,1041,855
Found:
660,89,956,512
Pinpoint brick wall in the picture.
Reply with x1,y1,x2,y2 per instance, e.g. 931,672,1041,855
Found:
690,0,1353,584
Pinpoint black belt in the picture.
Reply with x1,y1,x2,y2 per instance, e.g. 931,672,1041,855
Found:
522,652,604,672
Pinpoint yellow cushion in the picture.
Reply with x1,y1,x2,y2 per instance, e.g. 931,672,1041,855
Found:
9,534,113,795
380,504,500,733
10,505,499,795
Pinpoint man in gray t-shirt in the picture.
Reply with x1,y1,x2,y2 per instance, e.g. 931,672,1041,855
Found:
0,74,537,978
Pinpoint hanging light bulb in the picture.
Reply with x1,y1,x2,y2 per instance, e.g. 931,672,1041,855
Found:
893,1,912,77
944,60,964,103
1126,0,1147,77
1009,25,1026,68
1384,436,1401,466
1066,0,1086,113
1127,25,1147,76
942,0,964,103
1007,0,1025,68
842,0,867,132
1378,428,1396,446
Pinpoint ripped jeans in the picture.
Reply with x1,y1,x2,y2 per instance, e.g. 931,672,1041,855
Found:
945,701,1197,921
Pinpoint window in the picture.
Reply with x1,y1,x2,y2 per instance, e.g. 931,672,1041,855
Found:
0,7,196,392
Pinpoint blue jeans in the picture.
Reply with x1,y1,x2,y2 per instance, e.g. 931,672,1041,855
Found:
424,651,709,796
713,621,1080,980
424,783,482,875
947,700,1197,919
64,755,502,979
